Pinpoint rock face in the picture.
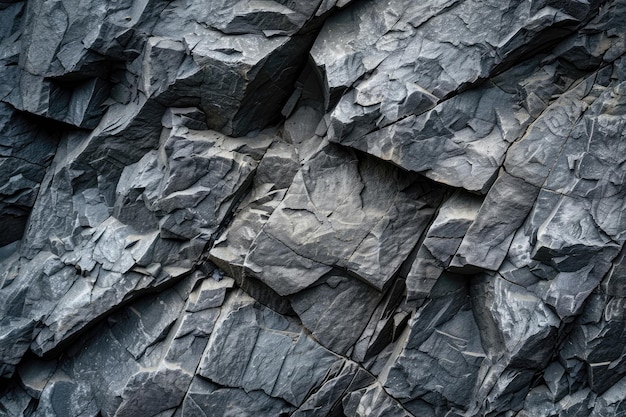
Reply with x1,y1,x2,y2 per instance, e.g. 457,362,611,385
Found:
0,0,625,416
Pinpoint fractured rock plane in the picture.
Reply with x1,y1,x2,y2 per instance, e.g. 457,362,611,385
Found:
1,0,626,416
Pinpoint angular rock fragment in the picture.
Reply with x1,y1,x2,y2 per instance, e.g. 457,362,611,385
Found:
451,171,540,272
292,361,375,417
244,144,444,295
17,357,58,399
382,274,486,413
17,272,230,417
0,384,35,417
209,141,299,280
468,273,561,413
114,366,191,417
505,65,613,188
314,0,603,191
0,103,59,246
352,278,412,365
289,272,383,355
0,317,35,378
0,110,271,363
343,383,413,417
180,378,294,417
198,290,344,406
407,191,482,301
31,380,99,417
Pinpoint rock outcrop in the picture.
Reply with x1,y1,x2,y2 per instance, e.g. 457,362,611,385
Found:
1,0,625,416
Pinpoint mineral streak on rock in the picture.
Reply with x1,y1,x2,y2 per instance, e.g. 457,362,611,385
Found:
0,0,625,416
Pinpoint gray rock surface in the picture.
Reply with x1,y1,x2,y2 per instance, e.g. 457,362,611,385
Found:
0,0,625,416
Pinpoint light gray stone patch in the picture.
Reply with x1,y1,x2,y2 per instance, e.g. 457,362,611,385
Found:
504,66,612,188
316,0,601,160
244,144,443,295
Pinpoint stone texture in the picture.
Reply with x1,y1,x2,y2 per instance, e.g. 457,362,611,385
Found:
0,103,59,246
197,290,344,406
243,144,444,295
0,0,625,416
406,190,482,301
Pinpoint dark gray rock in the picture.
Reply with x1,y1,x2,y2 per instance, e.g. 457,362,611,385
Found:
17,357,58,399
451,171,540,272
0,103,59,246
17,272,230,417
0,317,35,378
315,0,602,189
114,366,191,417
504,66,613,188
244,144,444,295
209,141,299,279
1,0,626,415
0,384,35,417
352,278,411,365
32,380,99,417
407,191,482,301
292,361,375,417
326,53,579,193
180,377,294,417
289,272,383,355
198,290,344,406
342,383,413,417
382,274,485,412
471,273,560,368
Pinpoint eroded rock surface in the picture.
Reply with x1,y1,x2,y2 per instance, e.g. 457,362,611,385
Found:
1,0,625,416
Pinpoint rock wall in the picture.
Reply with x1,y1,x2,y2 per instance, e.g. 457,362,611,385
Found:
1,0,625,416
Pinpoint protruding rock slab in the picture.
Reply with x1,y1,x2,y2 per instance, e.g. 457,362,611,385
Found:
198,291,344,406
244,144,444,295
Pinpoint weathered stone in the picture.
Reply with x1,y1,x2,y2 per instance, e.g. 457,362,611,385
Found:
472,273,560,367
352,278,411,364
292,361,375,417
382,274,485,411
327,55,570,193
198,290,344,406
209,141,299,282
0,317,35,378
17,357,57,399
315,0,602,191
31,380,99,417
343,383,413,417
180,378,294,417
244,144,443,295
451,171,540,272
0,103,59,246
0,384,35,417
289,272,383,355
1,0,626,415
114,366,191,417
407,191,482,301
505,66,613,188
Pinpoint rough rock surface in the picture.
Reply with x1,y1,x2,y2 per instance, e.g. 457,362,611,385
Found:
0,0,625,416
